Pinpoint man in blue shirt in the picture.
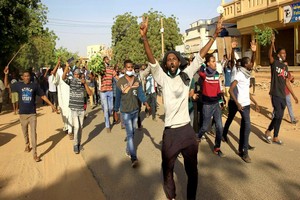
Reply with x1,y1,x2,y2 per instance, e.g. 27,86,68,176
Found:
4,66,56,162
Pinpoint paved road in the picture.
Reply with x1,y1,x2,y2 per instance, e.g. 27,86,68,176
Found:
80,92,300,200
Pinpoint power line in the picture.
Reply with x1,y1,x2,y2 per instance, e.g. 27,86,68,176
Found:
47,22,111,28
48,18,112,25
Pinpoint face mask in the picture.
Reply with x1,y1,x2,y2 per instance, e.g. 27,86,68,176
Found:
126,71,135,77
167,68,181,77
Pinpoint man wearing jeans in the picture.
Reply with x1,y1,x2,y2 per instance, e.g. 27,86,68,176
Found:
265,35,298,144
198,54,225,157
100,56,118,133
4,66,56,162
229,41,259,163
62,65,92,154
114,59,150,168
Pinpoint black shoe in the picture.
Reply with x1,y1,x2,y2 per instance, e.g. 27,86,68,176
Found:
242,154,252,163
222,135,228,143
214,148,225,157
74,145,79,154
131,159,139,168
248,145,255,151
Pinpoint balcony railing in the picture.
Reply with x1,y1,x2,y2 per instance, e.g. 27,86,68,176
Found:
222,0,294,21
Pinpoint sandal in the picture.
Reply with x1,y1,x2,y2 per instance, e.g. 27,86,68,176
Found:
33,155,41,162
69,133,74,140
273,140,283,145
264,135,272,144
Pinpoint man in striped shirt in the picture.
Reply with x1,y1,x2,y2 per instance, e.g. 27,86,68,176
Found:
100,56,118,132
62,65,92,154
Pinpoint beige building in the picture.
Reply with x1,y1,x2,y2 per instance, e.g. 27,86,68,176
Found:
86,44,112,60
222,0,300,66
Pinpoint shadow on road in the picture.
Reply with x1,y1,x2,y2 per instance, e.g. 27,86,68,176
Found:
0,132,16,147
37,129,66,158
81,122,105,147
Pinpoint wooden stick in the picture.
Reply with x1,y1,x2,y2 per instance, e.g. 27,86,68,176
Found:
7,44,26,66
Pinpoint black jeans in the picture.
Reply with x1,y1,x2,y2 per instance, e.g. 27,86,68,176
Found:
162,124,198,200
223,99,238,137
239,105,251,155
268,95,286,137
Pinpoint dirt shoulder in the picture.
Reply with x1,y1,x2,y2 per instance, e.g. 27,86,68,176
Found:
0,105,105,200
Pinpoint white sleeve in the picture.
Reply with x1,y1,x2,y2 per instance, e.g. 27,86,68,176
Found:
149,60,167,87
183,53,205,79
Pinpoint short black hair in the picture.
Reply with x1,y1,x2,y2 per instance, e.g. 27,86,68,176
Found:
22,70,31,75
103,56,109,61
124,59,133,67
276,48,285,54
205,54,215,66
241,57,250,67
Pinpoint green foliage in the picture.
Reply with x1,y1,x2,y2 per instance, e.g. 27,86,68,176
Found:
111,9,182,65
54,47,79,66
0,0,40,66
89,55,105,73
254,25,278,46
1,1,78,71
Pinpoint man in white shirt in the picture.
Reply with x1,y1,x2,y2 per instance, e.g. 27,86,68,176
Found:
140,16,223,200
229,41,259,163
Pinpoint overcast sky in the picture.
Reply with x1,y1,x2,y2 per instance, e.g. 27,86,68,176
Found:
43,0,227,56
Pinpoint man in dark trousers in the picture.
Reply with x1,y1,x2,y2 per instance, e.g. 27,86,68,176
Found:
140,16,223,200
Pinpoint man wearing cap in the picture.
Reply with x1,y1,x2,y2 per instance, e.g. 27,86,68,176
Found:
140,16,223,200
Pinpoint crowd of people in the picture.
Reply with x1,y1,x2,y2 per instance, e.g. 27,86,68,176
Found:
1,16,299,200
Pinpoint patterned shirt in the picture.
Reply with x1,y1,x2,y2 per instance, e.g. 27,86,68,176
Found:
65,77,85,110
100,67,116,92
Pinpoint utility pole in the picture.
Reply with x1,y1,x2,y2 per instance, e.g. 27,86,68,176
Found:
160,18,165,58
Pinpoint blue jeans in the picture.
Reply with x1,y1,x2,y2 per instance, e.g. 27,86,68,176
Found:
122,110,139,161
198,103,223,149
286,94,295,122
146,93,157,119
100,91,113,128
238,105,251,155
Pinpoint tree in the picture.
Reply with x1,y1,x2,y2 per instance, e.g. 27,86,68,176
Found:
111,9,182,66
0,0,40,67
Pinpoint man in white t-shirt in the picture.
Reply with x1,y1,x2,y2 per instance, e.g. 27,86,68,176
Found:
229,41,260,163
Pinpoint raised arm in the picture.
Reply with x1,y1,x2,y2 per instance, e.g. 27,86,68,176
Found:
250,40,257,67
269,35,275,64
62,62,69,80
140,16,155,64
51,58,61,76
44,67,49,78
3,66,9,87
230,40,237,68
199,17,223,58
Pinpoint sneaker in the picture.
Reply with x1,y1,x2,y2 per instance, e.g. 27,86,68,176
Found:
214,148,225,157
242,154,252,163
131,159,139,168
264,130,272,144
74,145,79,154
